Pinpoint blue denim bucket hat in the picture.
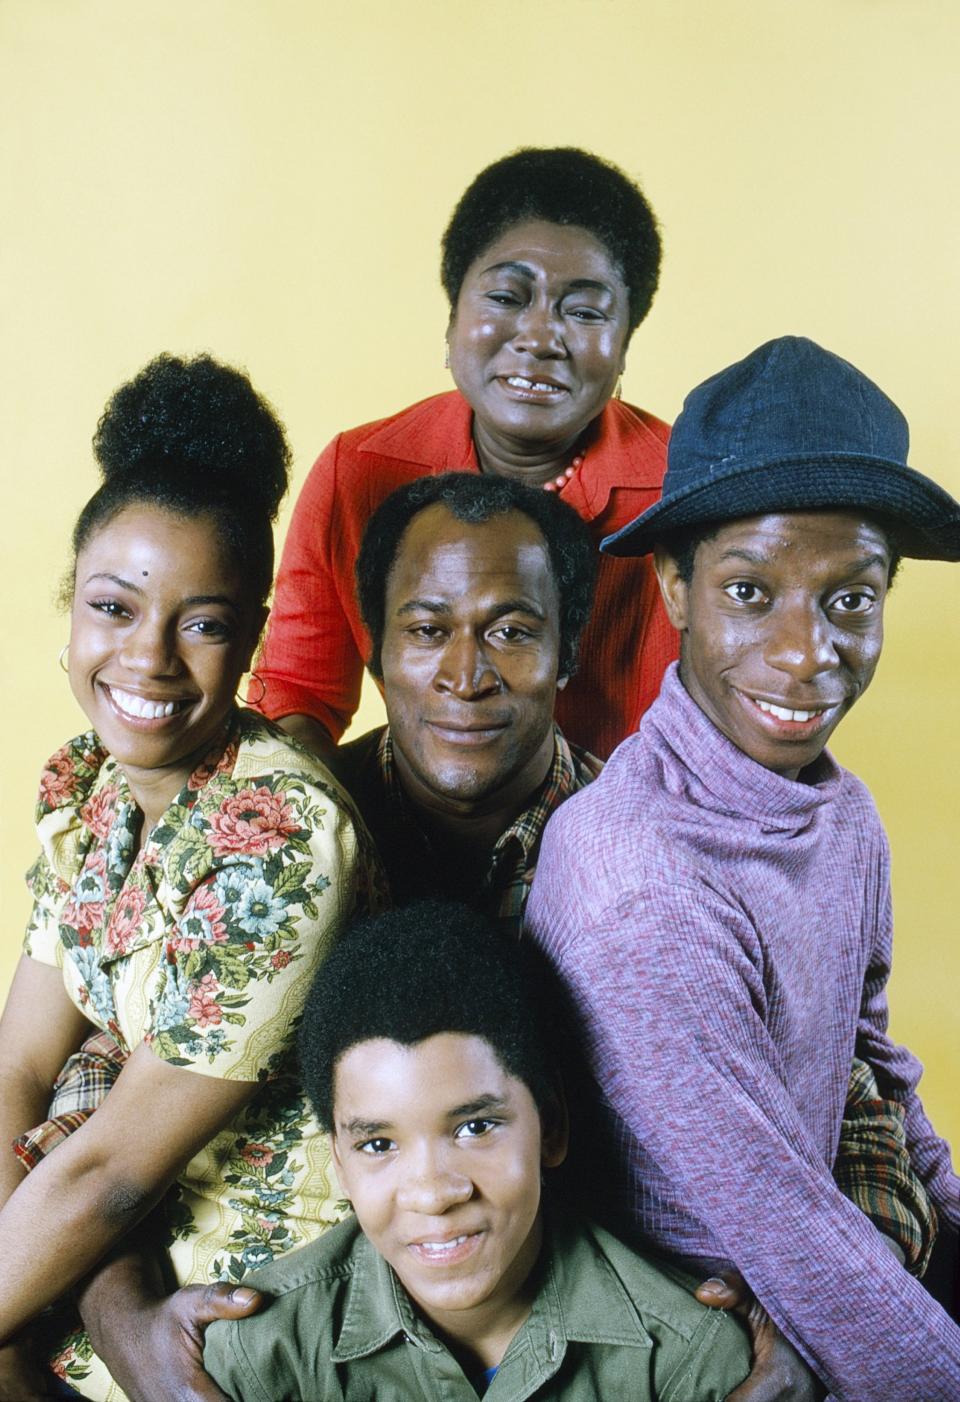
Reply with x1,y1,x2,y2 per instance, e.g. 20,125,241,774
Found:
602,336,960,560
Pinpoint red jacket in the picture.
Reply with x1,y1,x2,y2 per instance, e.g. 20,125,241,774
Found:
257,391,678,760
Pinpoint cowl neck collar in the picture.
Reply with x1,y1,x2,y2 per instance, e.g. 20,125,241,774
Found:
645,664,843,833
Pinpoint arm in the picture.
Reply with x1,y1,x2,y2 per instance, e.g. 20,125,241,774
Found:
255,437,365,741
0,1039,259,1341
272,713,337,761
853,844,959,1226
0,956,93,1396
528,879,960,1400
0,956,91,1211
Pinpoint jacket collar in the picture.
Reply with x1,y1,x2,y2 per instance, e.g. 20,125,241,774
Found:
330,1211,653,1370
359,391,667,521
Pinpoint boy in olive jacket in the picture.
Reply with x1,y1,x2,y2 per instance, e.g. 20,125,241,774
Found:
204,902,750,1401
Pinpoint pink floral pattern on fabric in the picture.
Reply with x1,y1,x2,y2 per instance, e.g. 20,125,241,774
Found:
104,884,148,957
206,786,301,856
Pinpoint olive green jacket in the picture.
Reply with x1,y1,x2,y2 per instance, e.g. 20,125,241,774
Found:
204,1213,750,1401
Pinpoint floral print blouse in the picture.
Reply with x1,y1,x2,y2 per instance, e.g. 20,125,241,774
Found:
23,709,382,1400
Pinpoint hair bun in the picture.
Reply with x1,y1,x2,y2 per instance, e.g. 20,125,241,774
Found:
92,353,290,520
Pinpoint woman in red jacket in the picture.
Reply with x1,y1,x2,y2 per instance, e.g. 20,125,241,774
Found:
258,147,676,761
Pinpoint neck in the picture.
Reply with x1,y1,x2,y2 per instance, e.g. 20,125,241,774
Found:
392,732,556,864
471,416,595,488
416,1214,543,1372
118,713,234,836
120,762,192,838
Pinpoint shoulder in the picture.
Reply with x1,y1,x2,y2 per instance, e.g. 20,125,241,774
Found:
616,398,671,446
323,727,385,809
560,1221,751,1395
154,712,373,895
35,732,110,824
204,1220,364,1398
33,733,116,883
238,1214,365,1297
312,392,471,474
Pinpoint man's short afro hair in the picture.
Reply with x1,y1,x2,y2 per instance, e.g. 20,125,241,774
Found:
299,900,560,1131
441,146,661,336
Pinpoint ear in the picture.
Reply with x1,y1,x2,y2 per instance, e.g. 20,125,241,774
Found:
555,673,569,692
653,545,689,633
539,1088,569,1170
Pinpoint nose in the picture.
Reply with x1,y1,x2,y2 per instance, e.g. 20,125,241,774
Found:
765,600,839,682
511,297,565,358
396,1147,473,1216
434,632,502,700
119,615,182,677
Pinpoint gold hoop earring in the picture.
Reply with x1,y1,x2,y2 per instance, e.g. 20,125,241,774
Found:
58,644,70,673
240,672,267,707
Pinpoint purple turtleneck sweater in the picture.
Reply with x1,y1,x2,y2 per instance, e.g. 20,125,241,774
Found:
526,664,960,1401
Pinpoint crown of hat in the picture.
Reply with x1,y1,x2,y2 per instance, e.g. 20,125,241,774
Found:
667,336,909,490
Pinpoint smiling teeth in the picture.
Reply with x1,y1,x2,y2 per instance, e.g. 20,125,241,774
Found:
416,1235,469,1255
110,687,181,720
506,376,562,393
753,698,825,723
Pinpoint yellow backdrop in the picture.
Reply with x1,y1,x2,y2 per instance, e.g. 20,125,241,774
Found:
2,1,957,1147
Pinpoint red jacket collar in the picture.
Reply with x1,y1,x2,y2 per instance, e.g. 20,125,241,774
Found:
359,391,668,519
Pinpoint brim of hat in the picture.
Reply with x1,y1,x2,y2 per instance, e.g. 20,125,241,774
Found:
600,453,960,560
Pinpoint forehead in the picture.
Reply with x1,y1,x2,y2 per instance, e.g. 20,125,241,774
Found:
466,218,624,288
78,504,237,583
694,511,893,573
386,504,559,616
334,1033,516,1113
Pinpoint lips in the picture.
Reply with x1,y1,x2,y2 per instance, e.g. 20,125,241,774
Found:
425,719,510,746
406,1230,484,1266
752,697,828,724
740,691,841,732
496,373,570,402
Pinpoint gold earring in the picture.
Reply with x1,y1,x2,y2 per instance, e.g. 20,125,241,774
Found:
58,644,70,673
239,672,267,707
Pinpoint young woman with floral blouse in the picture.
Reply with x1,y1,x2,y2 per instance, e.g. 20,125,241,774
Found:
0,355,379,1400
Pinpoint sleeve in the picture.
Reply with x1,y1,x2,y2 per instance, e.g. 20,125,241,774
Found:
146,770,364,1081
255,436,365,741
853,828,960,1228
23,734,106,968
833,1055,937,1273
203,1320,273,1402
22,853,68,968
528,877,960,1401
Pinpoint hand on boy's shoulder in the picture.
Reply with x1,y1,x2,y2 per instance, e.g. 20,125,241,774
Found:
696,1271,826,1402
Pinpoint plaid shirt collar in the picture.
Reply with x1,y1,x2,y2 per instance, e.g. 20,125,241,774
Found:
376,725,602,933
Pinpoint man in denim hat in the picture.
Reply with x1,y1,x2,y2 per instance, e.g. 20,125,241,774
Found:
526,336,960,1400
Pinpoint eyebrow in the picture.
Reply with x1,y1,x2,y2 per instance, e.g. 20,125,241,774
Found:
84,572,144,594
480,260,613,296
395,597,547,622
716,548,890,574
447,1094,510,1118
82,574,240,609
338,1094,511,1138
